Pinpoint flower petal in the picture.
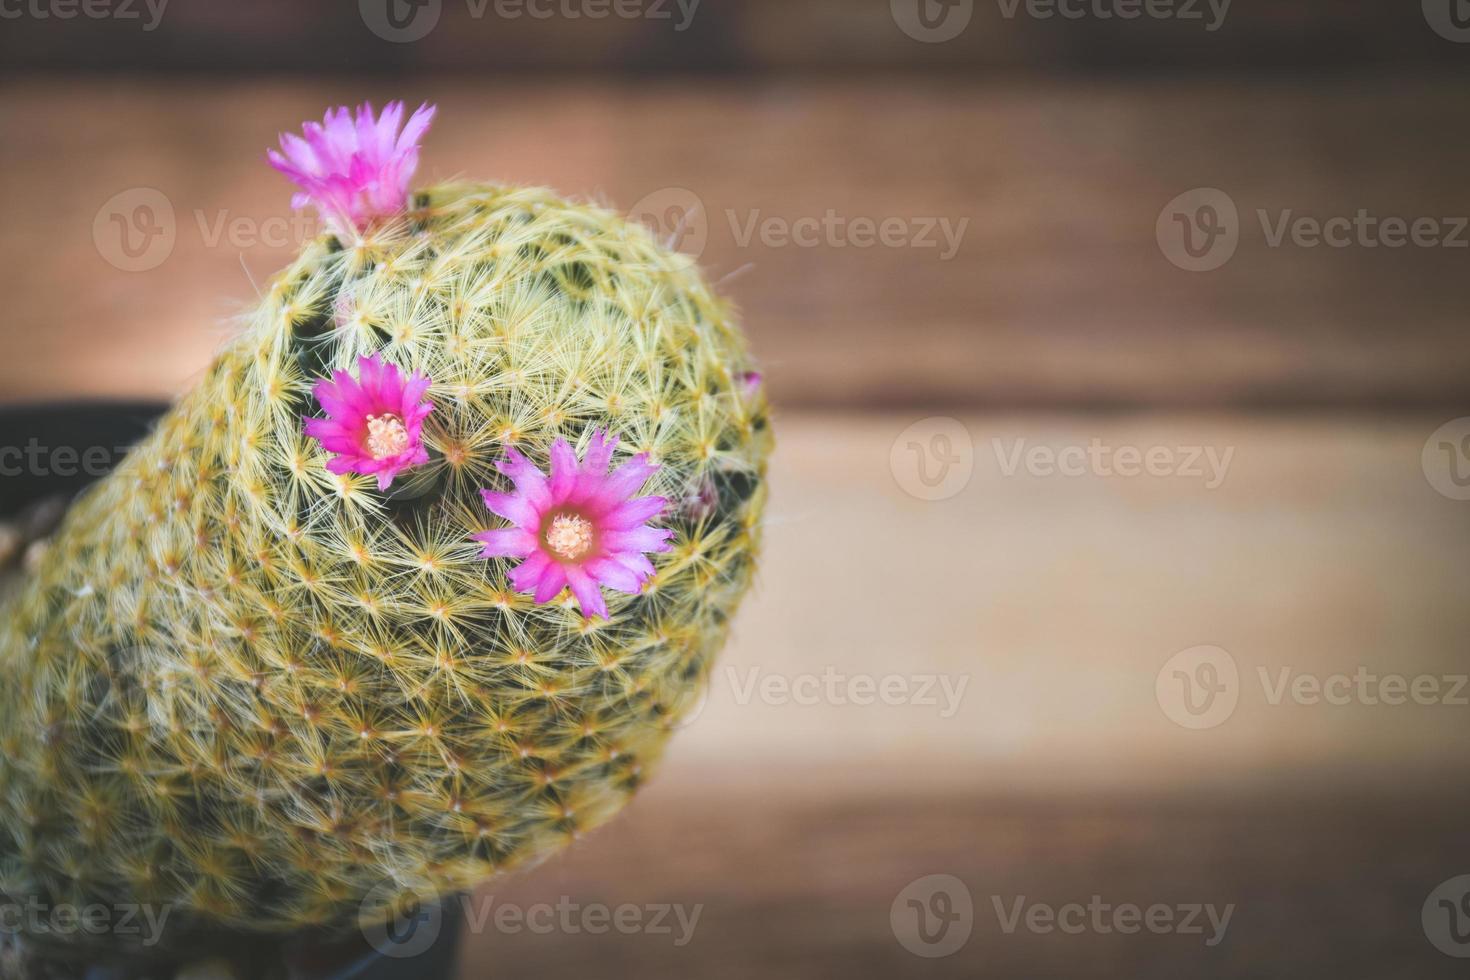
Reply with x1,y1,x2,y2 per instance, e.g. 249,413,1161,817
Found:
507,551,548,591
601,454,660,502
269,101,436,236
584,556,645,594
565,565,609,619
472,528,537,559
356,354,387,404
548,438,579,503
304,352,433,490
581,429,617,476
496,447,552,508
398,103,437,154
600,495,667,530
611,551,657,581
473,427,679,590
480,489,539,530
531,563,568,604
303,417,354,442
602,526,675,554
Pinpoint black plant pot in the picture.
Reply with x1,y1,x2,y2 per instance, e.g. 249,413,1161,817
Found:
0,400,170,518
0,402,465,980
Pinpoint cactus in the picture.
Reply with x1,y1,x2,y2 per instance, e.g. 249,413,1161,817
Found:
0,156,769,959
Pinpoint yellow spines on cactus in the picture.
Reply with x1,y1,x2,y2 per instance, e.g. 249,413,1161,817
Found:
0,173,770,952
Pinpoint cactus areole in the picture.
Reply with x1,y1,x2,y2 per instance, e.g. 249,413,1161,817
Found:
0,102,770,956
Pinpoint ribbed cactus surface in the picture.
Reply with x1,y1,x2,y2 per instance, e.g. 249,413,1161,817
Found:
0,183,769,950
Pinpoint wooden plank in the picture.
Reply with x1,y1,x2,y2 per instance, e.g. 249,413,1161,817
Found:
6,412,1463,787
1,78,1468,408
668,413,1470,791
451,784,1469,979
0,1,1460,74
448,409,1469,976
3,393,1466,971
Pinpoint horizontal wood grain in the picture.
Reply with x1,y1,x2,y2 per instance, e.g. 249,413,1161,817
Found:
1,76,1467,409
453,782,1469,979
7,412,1467,791
3,393,1465,973
455,411,1470,979
0,0,1461,74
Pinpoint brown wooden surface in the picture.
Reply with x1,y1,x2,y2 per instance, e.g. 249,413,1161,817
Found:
451,782,1470,979
2,77,1469,409
464,409,1465,977
9,412,1467,977
0,0,1463,74
3,66,1468,980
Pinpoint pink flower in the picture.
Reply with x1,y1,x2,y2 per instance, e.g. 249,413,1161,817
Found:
268,101,436,238
473,430,674,619
304,354,434,491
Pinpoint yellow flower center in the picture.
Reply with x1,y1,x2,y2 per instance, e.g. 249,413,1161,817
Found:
546,513,594,561
365,414,410,460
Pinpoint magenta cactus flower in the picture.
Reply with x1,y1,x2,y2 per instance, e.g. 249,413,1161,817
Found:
268,100,436,238
474,430,674,619
304,354,434,490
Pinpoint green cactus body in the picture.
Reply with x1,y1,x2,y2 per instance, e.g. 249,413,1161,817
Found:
0,183,770,951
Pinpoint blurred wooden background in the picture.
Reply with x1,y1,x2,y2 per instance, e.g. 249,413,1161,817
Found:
1,0,1466,74
1,77,1469,409
2,2,1469,976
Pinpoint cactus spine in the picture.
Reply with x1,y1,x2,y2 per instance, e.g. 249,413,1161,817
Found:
0,183,770,952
